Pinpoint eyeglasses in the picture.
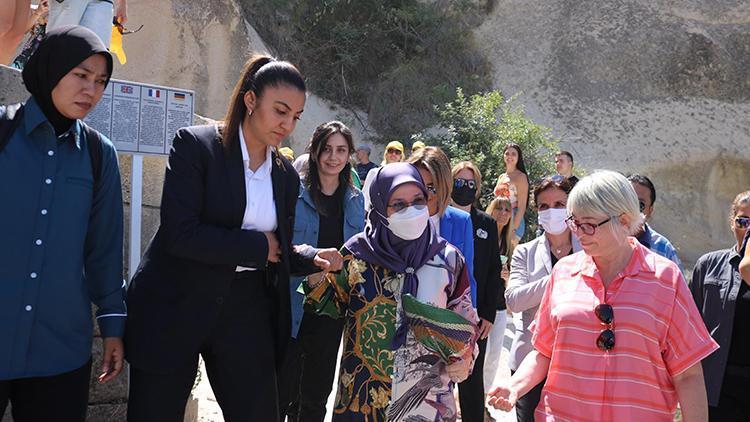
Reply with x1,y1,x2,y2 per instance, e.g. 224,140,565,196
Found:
386,149,402,155
595,303,615,351
638,201,646,213
735,216,750,229
387,196,427,213
454,178,476,190
566,216,611,235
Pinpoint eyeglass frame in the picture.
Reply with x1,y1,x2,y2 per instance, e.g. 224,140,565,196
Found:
453,178,477,190
595,303,615,351
565,215,612,235
386,148,403,155
387,195,428,213
734,216,750,229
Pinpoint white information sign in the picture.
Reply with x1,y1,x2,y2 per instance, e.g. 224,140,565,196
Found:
84,79,195,156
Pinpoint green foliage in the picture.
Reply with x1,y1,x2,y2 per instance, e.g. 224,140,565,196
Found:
414,88,560,240
238,0,491,141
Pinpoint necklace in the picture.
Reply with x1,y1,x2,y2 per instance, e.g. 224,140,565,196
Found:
553,244,571,255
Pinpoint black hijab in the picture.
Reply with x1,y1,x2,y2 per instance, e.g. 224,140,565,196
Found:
22,25,113,135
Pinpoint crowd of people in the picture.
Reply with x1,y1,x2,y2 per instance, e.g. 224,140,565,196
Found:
1,25,749,422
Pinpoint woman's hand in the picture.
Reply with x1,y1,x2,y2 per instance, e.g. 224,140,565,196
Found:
487,384,518,412
114,0,128,24
478,318,493,340
265,232,281,263
314,248,343,272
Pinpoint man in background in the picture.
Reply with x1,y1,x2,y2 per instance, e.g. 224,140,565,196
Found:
354,145,377,183
628,174,684,273
554,150,578,186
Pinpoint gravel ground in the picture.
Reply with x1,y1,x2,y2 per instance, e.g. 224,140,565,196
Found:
195,319,518,422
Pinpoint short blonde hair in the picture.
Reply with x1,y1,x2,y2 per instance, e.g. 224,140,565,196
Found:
567,170,643,235
451,161,483,201
408,146,452,217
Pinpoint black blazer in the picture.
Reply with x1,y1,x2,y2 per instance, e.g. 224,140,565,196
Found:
470,207,504,321
125,125,318,372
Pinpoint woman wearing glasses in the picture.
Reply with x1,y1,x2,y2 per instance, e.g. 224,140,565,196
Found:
690,190,750,420
450,161,503,421
490,170,718,421
484,196,514,392
381,140,404,165
304,162,479,420
503,176,581,422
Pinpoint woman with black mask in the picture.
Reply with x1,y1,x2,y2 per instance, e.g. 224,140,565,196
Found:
451,161,503,422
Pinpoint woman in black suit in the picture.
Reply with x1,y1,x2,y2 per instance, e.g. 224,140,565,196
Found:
451,161,503,422
125,55,342,422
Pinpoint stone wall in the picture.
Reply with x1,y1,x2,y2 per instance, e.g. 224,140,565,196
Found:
474,0,750,266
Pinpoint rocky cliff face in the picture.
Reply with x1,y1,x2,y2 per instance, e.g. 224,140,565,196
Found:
474,0,750,265
2,0,747,268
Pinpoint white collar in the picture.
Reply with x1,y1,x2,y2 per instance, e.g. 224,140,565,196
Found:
239,128,273,176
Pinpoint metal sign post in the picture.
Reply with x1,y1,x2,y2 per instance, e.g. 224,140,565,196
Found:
129,154,143,280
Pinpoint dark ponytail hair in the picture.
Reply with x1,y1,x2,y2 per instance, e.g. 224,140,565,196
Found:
504,143,527,175
304,121,355,217
220,54,306,151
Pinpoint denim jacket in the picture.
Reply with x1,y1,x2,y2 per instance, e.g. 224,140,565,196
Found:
289,183,365,337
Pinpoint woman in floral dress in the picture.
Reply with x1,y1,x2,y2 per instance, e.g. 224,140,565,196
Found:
304,162,479,421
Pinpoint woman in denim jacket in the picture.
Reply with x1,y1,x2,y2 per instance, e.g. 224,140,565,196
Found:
279,121,365,422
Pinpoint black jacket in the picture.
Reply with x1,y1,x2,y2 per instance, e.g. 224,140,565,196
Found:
470,207,504,321
125,125,318,372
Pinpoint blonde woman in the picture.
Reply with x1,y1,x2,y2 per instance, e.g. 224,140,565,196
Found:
490,171,718,421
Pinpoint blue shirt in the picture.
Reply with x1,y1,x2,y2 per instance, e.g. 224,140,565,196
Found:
636,223,684,275
290,183,365,337
0,97,126,380
439,206,476,306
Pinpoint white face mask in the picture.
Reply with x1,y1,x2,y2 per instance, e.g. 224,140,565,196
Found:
386,205,429,240
538,208,568,235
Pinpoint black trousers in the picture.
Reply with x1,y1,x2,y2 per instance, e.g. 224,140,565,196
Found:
0,359,91,422
708,368,750,422
458,337,488,422
510,369,545,422
282,311,344,422
127,272,279,422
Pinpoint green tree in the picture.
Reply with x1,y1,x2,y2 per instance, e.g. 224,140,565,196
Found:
413,88,560,240
239,0,491,141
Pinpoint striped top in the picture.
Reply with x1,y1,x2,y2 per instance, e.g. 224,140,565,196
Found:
530,238,718,421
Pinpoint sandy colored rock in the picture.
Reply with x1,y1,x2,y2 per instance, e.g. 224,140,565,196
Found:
86,403,128,422
0,66,26,105
474,0,750,266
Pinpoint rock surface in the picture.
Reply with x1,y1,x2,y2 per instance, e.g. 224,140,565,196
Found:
0,65,26,104
474,0,750,265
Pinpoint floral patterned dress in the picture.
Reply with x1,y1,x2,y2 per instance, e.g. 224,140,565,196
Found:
304,243,478,421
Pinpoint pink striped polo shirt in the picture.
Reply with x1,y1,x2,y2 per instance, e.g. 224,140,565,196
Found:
530,238,718,421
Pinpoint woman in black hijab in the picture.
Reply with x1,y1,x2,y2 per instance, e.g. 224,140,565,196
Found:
22,24,113,135
0,25,126,422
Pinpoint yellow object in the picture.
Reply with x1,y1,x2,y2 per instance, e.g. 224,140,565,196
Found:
385,140,404,154
278,147,295,161
411,140,425,152
110,25,127,64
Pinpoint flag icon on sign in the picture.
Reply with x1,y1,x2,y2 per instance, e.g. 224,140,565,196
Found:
173,92,186,101
147,89,161,98
120,85,133,94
